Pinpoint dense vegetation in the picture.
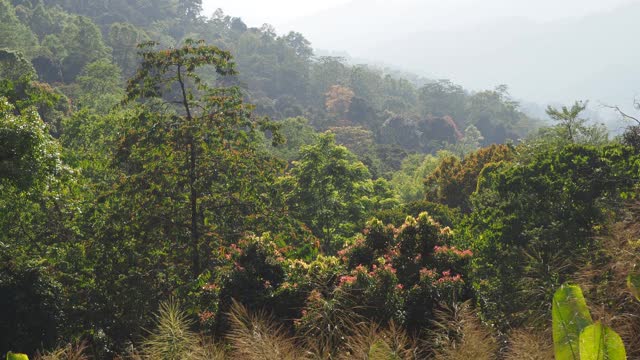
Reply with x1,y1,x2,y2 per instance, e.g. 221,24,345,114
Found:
1,1,639,359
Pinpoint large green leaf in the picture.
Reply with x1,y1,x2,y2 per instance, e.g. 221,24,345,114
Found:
627,272,640,301
579,322,627,360
6,352,29,360
553,284,593,360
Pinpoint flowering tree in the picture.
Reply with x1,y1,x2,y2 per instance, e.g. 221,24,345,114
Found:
332,212,472,330
325,84,354,120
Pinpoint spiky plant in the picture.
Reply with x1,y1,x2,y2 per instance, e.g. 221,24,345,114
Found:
430,301,498,360
338,321,421,360
296,289,362,357
226,300,306,360
519,246,572,326
141,299,207,360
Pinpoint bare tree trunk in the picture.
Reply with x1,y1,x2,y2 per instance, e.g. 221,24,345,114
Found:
177,65,200,277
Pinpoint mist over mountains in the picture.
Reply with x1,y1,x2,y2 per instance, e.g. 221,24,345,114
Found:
280,0,640,120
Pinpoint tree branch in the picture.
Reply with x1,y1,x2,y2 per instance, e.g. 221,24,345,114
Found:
602,103,640,125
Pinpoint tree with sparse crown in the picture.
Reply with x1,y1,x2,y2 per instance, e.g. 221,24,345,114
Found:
119,39,283,277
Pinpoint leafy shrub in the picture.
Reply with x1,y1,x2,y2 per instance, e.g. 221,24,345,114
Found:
194,234,291,333
425,144,514,212
0,259,65,355
467,144,640,327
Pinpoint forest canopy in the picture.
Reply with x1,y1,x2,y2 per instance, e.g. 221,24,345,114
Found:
1,1,639,359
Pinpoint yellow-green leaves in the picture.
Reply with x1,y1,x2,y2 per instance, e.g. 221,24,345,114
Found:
6,352,29,360
626,272,640,301
579,322,627,360
552,284,593,360
552,284,627,360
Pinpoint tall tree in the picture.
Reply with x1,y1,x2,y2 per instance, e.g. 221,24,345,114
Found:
59,15,110,81
108,22,150,77
545,100,588,143
282,31,313,60
0,95,72,357
283,133,383,253
418,79,466,121
177,0,203,21
121,39,282,276
73,59,124,112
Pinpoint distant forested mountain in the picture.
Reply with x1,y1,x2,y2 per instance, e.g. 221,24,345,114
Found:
1,0,540,176
287,0,640,110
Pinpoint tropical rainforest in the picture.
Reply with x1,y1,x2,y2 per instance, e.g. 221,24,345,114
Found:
1,0,640,359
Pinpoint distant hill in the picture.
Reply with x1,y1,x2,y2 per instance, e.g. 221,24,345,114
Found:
287,0,640,111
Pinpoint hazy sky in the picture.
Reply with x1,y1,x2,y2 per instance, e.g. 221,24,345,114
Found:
202,0,350,27
202,0,640,119
203,0,637,31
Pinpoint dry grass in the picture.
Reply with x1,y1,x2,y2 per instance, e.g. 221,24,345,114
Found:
219,300,425,359
571,205,640,358
34,343,88,360
338,321,422,360
134,299,424,360
430,301,498,360
503,329,553,360
226,300,307,360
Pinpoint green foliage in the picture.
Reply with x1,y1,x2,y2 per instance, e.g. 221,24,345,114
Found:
283,133,393,253
108,22,150,77
6,353,28,360
0,57,70,135
0,0,38,57
0,99,77,357
468,144,640,327
448,124,484,156
425,144,514,212
338,213,472,331
33,0,181,27
1,0,636,356
70,59,123,112
579,322,627,360
523,101,609,155
546,101,588,144
0,49,36,82
551,285,627,360
391,152,447,203
0,256,66,355
627,272,640,301
119,39,283,277
193,233,322,335
418,80,466,121
0,97,60,189
552,284,593,360
268,116,318,161
328,126,384,177
465,85,532,145
59,15,111,81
